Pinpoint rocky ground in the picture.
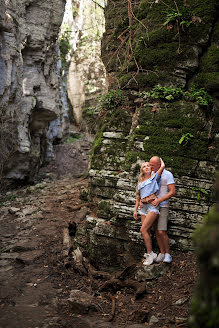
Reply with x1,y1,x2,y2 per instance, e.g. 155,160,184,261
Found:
0,138,199,328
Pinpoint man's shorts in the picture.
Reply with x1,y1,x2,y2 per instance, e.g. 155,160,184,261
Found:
138,203,159,216
154,207,169,231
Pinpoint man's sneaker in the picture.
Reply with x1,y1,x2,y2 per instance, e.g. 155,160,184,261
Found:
143,251,157,262
143,254,154,265
163,253,172,263
155,253,165,263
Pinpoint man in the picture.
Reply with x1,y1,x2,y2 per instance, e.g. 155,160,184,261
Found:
149,156,176,263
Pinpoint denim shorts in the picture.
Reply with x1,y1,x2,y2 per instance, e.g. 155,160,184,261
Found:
138,203,160,216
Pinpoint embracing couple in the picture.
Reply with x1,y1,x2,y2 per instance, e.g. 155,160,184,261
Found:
133,156,176,266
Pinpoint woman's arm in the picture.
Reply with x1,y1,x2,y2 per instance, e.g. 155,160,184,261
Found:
133,198,140,220
157,158,165,176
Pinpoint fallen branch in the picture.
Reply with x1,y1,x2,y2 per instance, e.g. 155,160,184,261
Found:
108,293,116,322
67,203,89,211
99,277,147,299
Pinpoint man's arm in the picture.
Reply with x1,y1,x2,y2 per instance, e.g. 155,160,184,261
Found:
151,183,176,207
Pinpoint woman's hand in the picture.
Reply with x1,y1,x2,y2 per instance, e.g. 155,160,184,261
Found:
140,200,144,208
160,157,165,168
133,210,138,220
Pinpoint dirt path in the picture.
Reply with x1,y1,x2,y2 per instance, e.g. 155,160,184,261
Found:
0,141,198,328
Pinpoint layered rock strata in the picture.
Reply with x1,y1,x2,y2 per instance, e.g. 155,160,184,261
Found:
0,0,66,180
79,0,219,269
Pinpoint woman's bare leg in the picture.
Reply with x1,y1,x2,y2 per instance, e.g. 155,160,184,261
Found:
140,212,158,254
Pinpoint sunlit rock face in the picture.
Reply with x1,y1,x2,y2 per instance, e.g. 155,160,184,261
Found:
60,0,107,124
0,0,66,180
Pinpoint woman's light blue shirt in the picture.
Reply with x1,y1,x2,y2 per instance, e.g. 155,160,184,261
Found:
138,172,161,199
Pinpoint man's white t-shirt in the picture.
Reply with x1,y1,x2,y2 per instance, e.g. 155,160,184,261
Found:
157,169,175,208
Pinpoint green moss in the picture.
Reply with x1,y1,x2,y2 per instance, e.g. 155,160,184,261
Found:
187,0,217,23
134,42,179,68
193,72,219,92
200,46,219,73
98,200,114,219
146,28,177,47
118,73,133,89
90,128,104,168
136,71,169,89
212,20,219,43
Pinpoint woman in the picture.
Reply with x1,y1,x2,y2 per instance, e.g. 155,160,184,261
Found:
133,158,165,265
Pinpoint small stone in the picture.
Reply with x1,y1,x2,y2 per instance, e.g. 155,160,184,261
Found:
149,315,159,326
175,297,188,305
135,263,169,281
8,207,20,214
68,289,98,314
17,250,43,262
22,207,37,216
0,266,13,273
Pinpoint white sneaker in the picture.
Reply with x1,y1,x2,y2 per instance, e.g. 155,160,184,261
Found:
155,253,165,263
163,253,172,263
143,251,157,262
143,254,154,265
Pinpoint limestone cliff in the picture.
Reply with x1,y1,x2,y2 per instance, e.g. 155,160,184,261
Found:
80,0,219,269
59,0,107,125
0,0,66,180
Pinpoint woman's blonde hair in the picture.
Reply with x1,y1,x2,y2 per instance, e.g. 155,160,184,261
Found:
138,162,150,183
136,162,151,199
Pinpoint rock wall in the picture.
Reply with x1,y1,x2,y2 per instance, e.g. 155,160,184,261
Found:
0,0,67,180
59,0,107,125
77,0,219,269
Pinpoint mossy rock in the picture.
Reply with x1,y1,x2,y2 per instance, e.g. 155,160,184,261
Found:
134,42,179,69
103,0,218,89
192,72,219,93
200,45,219,73
124,101,217,176
189,205,219,328
211,20,219,43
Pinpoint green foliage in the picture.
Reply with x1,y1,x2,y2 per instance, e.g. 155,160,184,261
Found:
140,85,212,106
188,87,213,106
179,133,194,146
163,9,182,26
191,187,209,202
163,6,193,29
83,106,96,115
72,6,79,18
141,85,184,101
59,27,71,60
79,188,88,201
67,135,81,143
98,90,126,110
8,194,17,201
11,15,19,26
